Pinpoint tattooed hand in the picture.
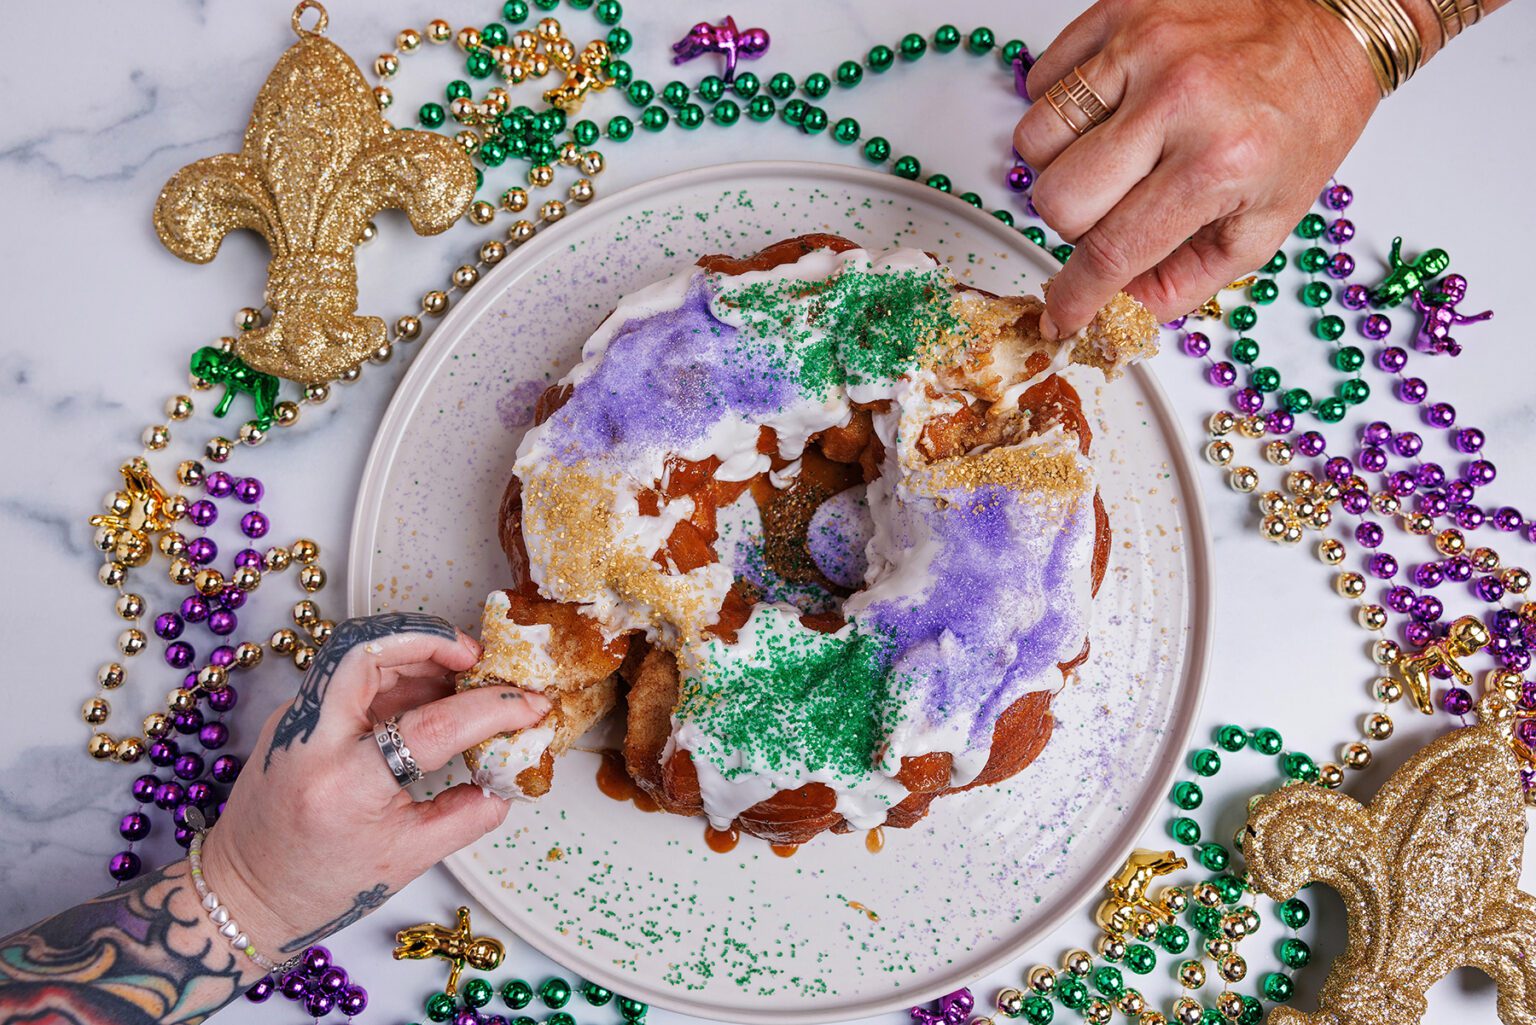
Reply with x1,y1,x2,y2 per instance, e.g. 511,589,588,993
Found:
206,613,550,956
0,614,550,1025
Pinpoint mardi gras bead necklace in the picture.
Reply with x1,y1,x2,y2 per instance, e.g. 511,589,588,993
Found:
926,726,1321,1025
369,2,1068,267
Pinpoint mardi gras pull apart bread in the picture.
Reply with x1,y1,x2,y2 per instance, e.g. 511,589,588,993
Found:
456,234,1157,845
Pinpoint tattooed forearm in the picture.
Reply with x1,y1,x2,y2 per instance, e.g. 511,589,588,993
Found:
277,883,391,954
0,861,254,1025
265,612,457,770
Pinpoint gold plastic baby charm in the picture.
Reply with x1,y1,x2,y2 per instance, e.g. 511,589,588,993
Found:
392,906,504,995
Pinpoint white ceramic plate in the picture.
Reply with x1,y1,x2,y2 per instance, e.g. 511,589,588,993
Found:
348,161,1211,1024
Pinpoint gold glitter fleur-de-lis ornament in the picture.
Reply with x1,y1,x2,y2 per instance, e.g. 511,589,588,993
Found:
153,1,475,384
1245,689,1536,1025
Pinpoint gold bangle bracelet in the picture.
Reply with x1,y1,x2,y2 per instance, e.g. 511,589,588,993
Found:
1312,0,1423,95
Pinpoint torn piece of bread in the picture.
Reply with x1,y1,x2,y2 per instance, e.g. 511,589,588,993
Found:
458,590,628,799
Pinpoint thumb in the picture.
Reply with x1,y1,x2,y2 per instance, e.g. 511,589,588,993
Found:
409,784,513,862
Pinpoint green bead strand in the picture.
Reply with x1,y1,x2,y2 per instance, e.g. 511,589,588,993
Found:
1172,816,1201,845
1283,750,1319,781
503,0,529,22
1298,246,1329,273
606,115,633,140
662,80,689,107
607,27,632,54
641,106,669,131
419,103,446,129
1124,944,1156,975
1316,314,1346,341
593,0,622,26
1315,396,1347,423
1282,387,1313,413
1158,924,1190,955
1056,977,1089,1009
462,978,494,1008
697,75,724,102
712,100,740,126
836,60,863,86
539,977,572,1009
863,136,891,162
1230,338,1259,365
768,72,795,98
748,95,776,121
1022,993,1054,1024
893,155,921,179
466,50,494,79
426,992,457,1022
868,44,895,71
781,98,808,125
501,980,534,1010
1251,727,1283,755
926,173,952,192
1278,898,1311,929
1339,378,1371,404
626,79,654,107
934,24,962,51
900,33,928,59
1216,725,1248,752
833,117,860,143
1278,937,1312,969
1191,748,1222,776
803,72,832,98
967,27,996,53
581,982,613,1005
801,107,828,133
1262,971,1296,1002
733,71,760,98
1091,965,1125,998
1296,213,1327,239
1197,842,1230,872
1331,345,1365,372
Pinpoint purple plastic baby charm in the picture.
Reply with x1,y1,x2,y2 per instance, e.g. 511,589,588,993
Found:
671,16,769,83
1413,273,1492,356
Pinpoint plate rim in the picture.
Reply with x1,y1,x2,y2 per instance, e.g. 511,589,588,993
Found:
347,159,1213,1024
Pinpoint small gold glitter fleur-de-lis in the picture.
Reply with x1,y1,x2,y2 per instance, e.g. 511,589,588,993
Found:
392,906,504,996
1246,690,1536,1025
1396,614,1491,715
1095,848,1188,935
152,2,475,384
89,458,177,567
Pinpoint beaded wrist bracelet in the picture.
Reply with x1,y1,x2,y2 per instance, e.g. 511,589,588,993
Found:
185,809,301,975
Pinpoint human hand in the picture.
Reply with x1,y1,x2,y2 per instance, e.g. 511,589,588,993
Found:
199,613,551,960
1013,0,1385,337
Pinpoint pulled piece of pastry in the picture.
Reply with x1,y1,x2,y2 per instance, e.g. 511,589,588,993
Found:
456,234,1157,843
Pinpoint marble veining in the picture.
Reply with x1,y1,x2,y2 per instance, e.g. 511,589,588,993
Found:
0,2,1532,1022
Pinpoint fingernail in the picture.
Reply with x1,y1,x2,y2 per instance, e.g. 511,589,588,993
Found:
1039,308,1059,342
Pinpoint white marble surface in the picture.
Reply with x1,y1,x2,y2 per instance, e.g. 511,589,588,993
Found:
1,2,1533,1023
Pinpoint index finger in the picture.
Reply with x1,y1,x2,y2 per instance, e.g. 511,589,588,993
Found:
1042,161,1221,338
264,614,480,766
